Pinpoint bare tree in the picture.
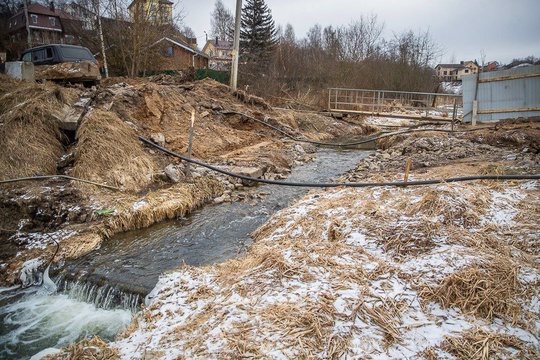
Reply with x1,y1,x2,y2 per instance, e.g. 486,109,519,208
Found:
103,0,186,76
340,14,384,62
210,0,233,41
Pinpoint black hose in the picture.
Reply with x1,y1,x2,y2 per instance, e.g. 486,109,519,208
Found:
139,136,540,188
219,110,496,147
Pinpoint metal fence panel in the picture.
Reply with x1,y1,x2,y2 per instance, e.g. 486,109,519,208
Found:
328,88,462,121
462,65,540,123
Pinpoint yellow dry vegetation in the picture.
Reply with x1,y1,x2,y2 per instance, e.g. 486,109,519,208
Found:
72,108,156,192
0,77,78,179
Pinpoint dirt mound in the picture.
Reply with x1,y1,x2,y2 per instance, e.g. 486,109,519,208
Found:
72,108,156,192
0,76,373,287
344,124,540,183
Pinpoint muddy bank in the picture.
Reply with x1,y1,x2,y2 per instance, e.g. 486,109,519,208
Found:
58,119,540,359
0,76,377,286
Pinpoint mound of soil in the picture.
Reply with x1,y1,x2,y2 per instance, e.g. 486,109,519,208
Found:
0,76,374,286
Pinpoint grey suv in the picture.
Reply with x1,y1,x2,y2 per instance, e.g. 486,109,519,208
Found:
21,44,101,86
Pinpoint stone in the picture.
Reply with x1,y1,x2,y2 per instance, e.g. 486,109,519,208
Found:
164,164,181,183
150,133,166,147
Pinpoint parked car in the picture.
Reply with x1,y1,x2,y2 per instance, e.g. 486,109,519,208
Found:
21,44,101,86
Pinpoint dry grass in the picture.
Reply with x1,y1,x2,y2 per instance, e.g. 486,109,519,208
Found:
0,81,78,179
100,179,222,237
441,328,536,360
46,336,119,360
261,298,339,358
419,255,522,323
72,109,156,192
406,187,489,227
352,297,407,348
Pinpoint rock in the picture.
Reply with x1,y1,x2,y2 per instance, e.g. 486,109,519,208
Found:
164,164,182,183
382,152,391,159
200,111,210,118
294,144,305,154
150,133,166,147
213,194,231,204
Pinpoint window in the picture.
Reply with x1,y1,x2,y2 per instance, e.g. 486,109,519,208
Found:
49,17,56,26
443,70,447,75
165,46,173,57
465,69,469,73
31,14,38,24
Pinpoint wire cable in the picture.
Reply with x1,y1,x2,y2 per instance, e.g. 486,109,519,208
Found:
219,110,497,147
139,136,540,188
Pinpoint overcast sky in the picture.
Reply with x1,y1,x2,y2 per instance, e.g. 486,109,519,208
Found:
179,0,540,65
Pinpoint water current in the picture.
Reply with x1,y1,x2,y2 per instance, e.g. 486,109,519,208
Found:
0,146,370,359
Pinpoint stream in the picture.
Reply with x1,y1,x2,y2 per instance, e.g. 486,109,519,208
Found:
0,146,371,359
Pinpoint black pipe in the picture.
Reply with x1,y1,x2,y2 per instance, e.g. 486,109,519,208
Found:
219,110,498,147
139,136,540,188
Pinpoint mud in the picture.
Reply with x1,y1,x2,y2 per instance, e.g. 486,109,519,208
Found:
0,76,375,286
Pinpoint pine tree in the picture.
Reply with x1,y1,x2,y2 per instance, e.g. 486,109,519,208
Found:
240,0,277,63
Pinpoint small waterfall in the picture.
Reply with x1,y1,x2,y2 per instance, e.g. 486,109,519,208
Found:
55,275,144,312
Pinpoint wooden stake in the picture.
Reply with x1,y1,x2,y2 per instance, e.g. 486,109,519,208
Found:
404,157,412,182
186,111,195,179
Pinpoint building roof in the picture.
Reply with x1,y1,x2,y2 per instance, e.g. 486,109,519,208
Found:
209,39,233,49
436,61,478,70
154,37,209,58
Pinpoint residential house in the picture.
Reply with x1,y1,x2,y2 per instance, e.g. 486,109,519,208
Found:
151,37,208,72
8,3,64,48
128,0,173,25
482,61,499,72
202,38,233,71
64,1,96,31
435,61,479,81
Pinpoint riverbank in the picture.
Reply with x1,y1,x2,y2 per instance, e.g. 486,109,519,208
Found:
51,118,540,359
0,75,375,286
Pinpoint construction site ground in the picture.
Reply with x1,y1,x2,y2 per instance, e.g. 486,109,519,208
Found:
0,75,539,359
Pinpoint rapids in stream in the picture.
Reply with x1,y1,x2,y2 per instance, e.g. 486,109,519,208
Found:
0,146,371,359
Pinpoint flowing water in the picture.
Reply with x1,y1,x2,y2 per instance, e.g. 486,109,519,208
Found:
0,147,370,359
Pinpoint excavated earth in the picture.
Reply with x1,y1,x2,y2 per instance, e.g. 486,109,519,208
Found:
1,74,539,358
0,76,374,286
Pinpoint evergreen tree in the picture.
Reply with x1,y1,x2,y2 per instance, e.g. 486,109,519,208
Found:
240,0,277,63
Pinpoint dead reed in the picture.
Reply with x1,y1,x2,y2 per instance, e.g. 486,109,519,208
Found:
47,336,119,360
441,328,534,360
352,297,407,347
72,109,156,192
101,179,222,237
406,187,488,227
419,255,521,323
0,82,75,179
261,299,338,358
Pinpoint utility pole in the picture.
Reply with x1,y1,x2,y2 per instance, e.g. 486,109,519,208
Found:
230,0,241,91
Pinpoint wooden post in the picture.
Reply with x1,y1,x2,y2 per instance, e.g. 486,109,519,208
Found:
404,157,412,183
472,100,478,126
186,111,195,178
452,98,457,133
